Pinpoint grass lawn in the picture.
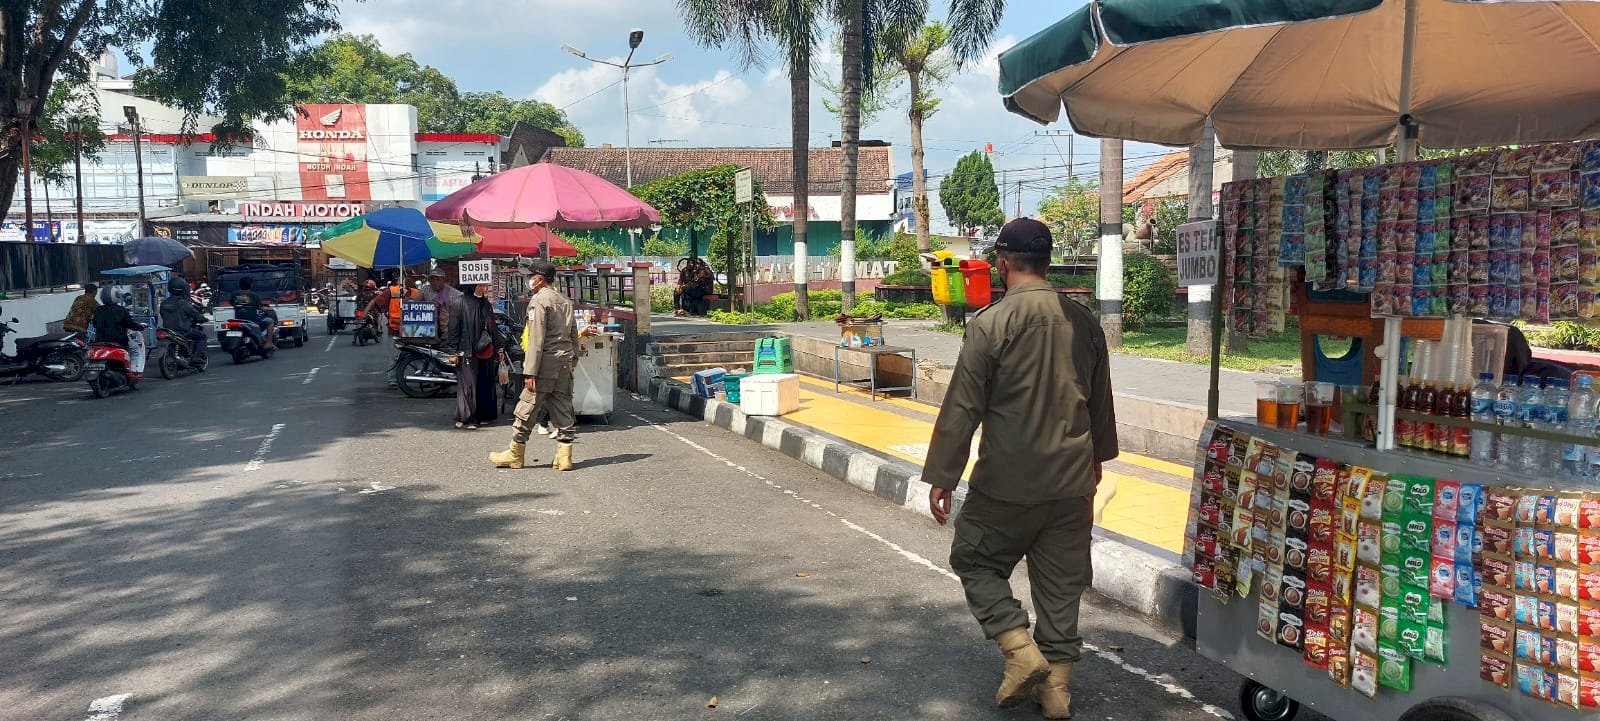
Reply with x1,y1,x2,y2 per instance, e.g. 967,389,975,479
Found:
1117,326,1349,375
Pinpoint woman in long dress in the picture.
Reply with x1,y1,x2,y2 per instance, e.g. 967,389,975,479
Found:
447,283,499,429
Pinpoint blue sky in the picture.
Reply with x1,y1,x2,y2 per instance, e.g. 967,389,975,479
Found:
337,0,1175,216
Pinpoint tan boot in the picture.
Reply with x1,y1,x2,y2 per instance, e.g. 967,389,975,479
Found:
489,441,526,469
1032,662,1072,719
553,442,573,471
993,627,1051,708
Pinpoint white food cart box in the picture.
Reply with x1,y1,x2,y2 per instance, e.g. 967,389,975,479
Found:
573,333,618,423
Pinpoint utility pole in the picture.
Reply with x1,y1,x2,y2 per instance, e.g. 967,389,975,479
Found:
1015,179,1022,218
17,95,34,242
1098,139,1125,348
124,106,146,237
67,116,85,243
564,30,672,188
1186,119,1217,356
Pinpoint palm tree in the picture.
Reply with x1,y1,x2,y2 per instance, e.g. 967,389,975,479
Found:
832,0,926,312
885,22,952,254
677,0,823,319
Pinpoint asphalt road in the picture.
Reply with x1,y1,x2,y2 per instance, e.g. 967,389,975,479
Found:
0,330,1292,721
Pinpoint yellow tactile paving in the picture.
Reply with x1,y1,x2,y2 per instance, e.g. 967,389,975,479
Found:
682,374,1194,554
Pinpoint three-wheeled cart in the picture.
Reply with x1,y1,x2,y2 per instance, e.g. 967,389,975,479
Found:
325,258,366,335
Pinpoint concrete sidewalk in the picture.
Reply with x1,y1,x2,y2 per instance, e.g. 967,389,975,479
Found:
645,373,1198,635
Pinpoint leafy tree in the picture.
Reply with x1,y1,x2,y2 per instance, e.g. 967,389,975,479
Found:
1258,146,1498,176
940,150,1005,235
0,1,341,219
678,0,826,320
283,34,584,144
1122,251,1176,329
1037,176,1098,258
458,91,584,147
32,81,106,187
632,165,775,275
641,234,689,257
1147,198,1189,255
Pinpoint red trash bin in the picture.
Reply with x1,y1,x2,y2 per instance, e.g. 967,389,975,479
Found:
958,259,992,307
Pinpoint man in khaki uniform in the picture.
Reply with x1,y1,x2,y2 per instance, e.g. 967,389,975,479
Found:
924,218,1118,719
490,260,579,471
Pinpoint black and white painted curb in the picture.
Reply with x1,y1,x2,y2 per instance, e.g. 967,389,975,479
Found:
644,376,1198,637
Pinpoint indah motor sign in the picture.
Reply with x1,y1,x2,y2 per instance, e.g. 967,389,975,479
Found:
1176,219,1219,287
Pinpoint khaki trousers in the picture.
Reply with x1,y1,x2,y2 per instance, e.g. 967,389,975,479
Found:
511,368,576,444
949,490,1094,663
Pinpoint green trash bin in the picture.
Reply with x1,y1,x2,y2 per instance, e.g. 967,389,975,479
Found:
723,373,747,404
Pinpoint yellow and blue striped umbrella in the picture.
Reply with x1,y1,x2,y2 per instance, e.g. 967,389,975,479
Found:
320,207,478,269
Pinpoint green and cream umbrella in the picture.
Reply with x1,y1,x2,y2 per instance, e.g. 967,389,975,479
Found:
999,0,1600,152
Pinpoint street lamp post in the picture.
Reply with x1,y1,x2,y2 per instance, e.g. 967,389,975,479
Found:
123,106,146,236
16,96,34,242
563,29,671,189
66,116,85,243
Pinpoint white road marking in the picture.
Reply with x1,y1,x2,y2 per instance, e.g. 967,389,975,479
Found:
325,337,337,352
243,424,286,472
627,411,1231,720
84,693,130,720
358,482,393,495
302,366,323,385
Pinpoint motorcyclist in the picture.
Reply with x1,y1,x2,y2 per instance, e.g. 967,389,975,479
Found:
90,286,144,347
230,276,276,349
160,278,210,360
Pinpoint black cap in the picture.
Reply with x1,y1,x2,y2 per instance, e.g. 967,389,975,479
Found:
528,259,557,279
426,267,448,279
995,217,1053,254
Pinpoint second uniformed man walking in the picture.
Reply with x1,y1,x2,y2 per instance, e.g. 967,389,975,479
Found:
490,260,580,471
923,218,1119,719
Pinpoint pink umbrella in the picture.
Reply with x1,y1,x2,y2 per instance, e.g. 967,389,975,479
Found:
425,161,660,231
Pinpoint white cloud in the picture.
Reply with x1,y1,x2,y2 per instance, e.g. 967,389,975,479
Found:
340,0,679,57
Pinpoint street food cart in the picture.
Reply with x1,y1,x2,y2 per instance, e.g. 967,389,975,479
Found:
1178,141,1600,721
997,0,1600,718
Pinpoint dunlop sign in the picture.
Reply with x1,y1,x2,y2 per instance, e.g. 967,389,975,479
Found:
1175,219,1219,288
179,176,250,200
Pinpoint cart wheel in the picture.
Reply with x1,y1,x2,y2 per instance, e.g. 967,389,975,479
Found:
1239,680,1298,721
1397,697,1514,721
601,413,613,425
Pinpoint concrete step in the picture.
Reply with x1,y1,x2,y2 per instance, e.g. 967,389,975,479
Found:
657,361,755,377
654,350,755,366
647,340,759,355
649,331,769,345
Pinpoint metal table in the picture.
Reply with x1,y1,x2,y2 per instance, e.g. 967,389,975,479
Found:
832,345,917,400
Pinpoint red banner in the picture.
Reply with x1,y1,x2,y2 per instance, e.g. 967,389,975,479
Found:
296,104,372,201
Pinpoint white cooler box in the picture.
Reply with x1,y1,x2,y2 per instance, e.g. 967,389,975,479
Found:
739,373,800,416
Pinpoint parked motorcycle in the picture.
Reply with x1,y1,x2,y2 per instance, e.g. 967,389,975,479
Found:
156,328,209,378
392,339,457,399
218,318,274,364
352,311,380,346
0,314,86,383
84,341,142,398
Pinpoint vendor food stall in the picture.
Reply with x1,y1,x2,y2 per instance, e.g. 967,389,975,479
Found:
1177,140,1600,721
995,1,1600,719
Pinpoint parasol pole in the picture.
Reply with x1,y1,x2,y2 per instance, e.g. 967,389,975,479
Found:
1375,0,1420,452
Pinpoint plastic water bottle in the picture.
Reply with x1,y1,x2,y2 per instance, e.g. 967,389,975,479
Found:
1546,377,1571,476
1471,373,1498,464
1566,376,1597,481
1494,375,1521,468
1519,375,1547,473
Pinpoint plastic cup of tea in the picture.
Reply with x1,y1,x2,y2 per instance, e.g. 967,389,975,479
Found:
1256,381,1281,428
1305,382,1337,435
1275,382,1303,431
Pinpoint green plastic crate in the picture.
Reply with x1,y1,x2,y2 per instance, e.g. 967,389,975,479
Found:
753,337,794,374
